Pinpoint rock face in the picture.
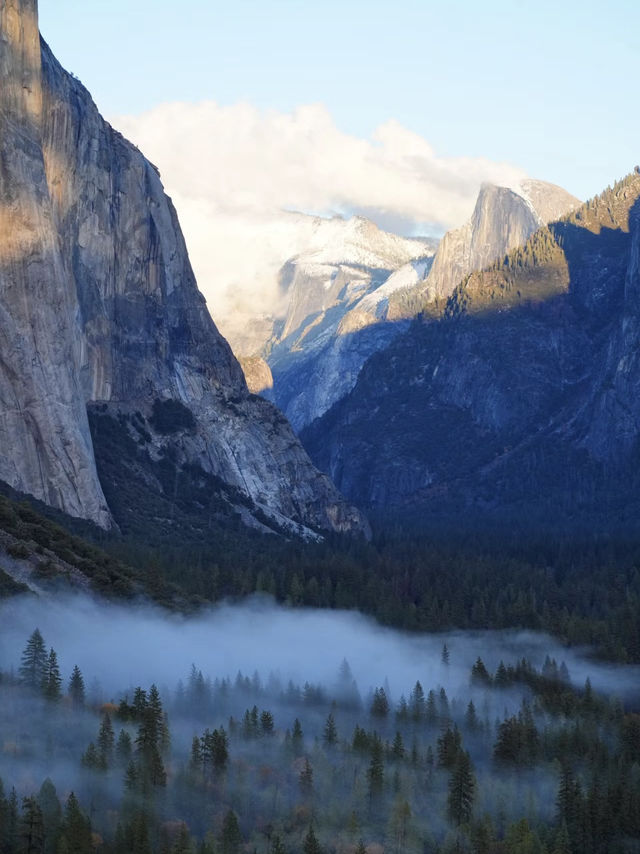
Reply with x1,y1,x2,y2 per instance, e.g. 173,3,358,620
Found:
0,0,368,537
0,0,110,526
390,179,581,311
232,215,436,432
301,174,640,534
236,181,577,435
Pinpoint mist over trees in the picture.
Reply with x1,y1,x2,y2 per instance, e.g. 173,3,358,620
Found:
0,606,639,854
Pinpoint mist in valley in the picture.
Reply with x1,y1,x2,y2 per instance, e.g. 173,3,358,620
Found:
0,592,638,853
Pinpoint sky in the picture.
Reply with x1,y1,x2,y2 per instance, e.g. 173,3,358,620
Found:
39,0,639,202
36,1,640,331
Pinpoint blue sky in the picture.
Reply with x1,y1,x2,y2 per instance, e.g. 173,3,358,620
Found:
39,0,639,202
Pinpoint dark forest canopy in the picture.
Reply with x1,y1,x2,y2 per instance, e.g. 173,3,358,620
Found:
0,483,639,664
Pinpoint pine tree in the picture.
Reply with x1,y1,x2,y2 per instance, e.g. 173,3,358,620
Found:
37,779,61,854
303,825,322,854
171,823,191,854
299,758,313,797
367,734,384,801
220,810,242,854
5,787,20,854
464,700,479,732
116,730,133,767
552,820,571,854
371,687,389,718
441,643,450,665
425,690,438,725
323,713,338,746
260,710,275,736
81,742,101,770
43,648,62,701
392,731,405,760
61,792,92,854
19,629,47,690
68,666,85,709
471,657,491,685
292,718,304,757
98,712,115,767
19,796,44,854
437,725,462,769
409,682,425,721
447,751,475,826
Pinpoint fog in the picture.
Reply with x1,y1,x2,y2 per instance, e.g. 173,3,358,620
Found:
1,593,637,707
0,592,637,852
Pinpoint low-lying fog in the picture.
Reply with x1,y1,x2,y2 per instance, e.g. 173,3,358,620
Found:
1,592,637,706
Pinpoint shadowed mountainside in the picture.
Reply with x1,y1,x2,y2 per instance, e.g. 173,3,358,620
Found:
302,173,640,534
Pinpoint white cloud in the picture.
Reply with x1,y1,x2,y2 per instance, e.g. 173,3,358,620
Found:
113,102,526,338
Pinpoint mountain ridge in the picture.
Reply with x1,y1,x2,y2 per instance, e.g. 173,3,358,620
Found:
301,171,640,533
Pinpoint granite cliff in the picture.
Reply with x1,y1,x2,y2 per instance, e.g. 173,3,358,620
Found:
0,0,368,538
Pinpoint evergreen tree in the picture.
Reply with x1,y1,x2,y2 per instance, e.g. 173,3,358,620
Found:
552,820,571,854
19,796,44,854
442,643,450,665
81,742,101,770
409,682,425,721
98,712,115,766
323,713,338,746
291,718,304,757
260,709,275,735
61,793,92,854
116,730,133,767
302,825,322,854
43,649,62,701
447,751,475,826
392,731,405,760
367,734,384,801
471,657,491,685
299,758,314,797
437,725,462,769
37,779,61,854
464,700,479,732
4,788,20,854
19,629,47,690
68,666,85,709
220,810,242,854
371,687,389,718
425,690,438,725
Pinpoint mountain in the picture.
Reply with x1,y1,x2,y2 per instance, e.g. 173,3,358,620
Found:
259,217,437,431
301,172,640,534
219,213,436,431
230,181,578,435
385,179,581,316
0,0,368,539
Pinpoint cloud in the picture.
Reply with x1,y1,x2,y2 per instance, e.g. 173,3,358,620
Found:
112,102,527,337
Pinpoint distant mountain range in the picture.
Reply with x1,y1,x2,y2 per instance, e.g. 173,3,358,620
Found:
302,172,640,535
229,180,579,433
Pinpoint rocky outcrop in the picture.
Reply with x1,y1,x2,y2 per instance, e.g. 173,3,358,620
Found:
239,357,274,397
242,216,436,431
0,0,368,537
301,174,640,534
387,179,580,314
